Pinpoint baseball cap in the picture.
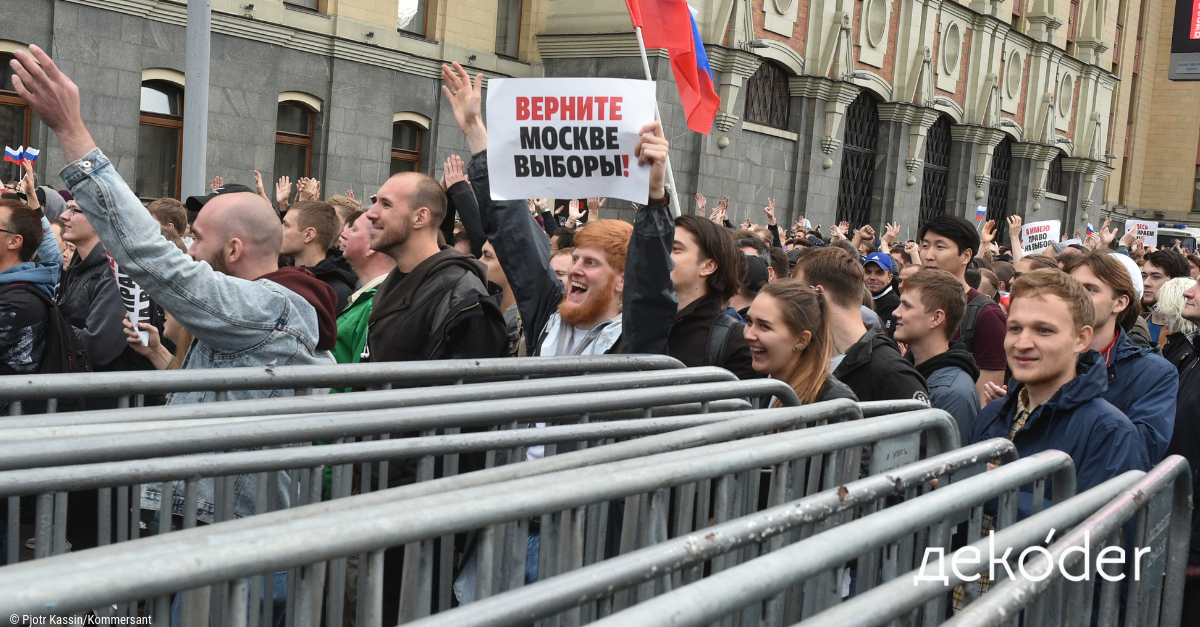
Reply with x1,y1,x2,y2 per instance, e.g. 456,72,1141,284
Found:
864,252,894,273
184,183,257,214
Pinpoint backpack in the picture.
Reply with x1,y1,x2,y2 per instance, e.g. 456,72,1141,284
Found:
1,283,93,376
957,293,997,354
705,313,742,367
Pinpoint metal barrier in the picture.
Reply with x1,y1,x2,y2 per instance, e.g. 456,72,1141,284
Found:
0,379,800,470
577,450,1077,627
0,355,685,414
943,455,1192,627
3,367,739,430
0,406,958,625
408,438,1017,627
799,467,1159,627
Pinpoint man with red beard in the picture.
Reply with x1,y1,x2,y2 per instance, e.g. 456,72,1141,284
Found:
440,62,676,360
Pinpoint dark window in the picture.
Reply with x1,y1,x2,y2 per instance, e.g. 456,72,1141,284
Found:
495,0,522,58
390,121,423,176
285,0,319,9
275,102,314,203
398,0,428,36
988,137,1013,240
1192,165,1200,213
836,92,879,228
1046,152,1064,195
743,62,790,130
919,116,952,227
0,53,31,184
136,81,183,201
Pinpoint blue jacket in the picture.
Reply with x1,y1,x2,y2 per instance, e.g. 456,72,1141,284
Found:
971,351,1150,496
0,214,62,297
1102,328,1178,462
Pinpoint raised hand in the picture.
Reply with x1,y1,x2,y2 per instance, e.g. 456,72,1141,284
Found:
980,220,997,245
253,170,271,203
858,224,876,241
8,45,97,163
764,198,777,226
568,199,585,223
346,190,355,200
694,193,707,216
1120,227,1138,248
298,178,320,201
444,154,466,187
634,121,670,201
1007,215,1023,240
587,197,605,221
441,62,486,154
275,175,292,208
210,175,224,192
882,222,901,248
1100,217,1116,246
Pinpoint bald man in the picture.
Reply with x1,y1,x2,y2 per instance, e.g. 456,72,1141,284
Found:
8,46,338,407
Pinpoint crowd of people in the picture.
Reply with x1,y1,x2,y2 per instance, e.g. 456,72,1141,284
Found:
4,44,1200,618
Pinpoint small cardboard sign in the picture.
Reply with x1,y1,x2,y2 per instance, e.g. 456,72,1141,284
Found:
1124,220,1159,248
1021,220,1061,255
486,77,657,203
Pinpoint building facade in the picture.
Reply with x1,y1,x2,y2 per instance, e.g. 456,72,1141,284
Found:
1,0,1197,231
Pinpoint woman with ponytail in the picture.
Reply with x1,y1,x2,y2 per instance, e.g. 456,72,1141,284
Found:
744,278,856,405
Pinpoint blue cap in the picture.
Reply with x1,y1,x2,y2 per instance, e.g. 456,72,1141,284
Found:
864,252,894,272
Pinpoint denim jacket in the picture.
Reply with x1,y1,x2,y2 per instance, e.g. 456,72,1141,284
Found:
62,148,334,522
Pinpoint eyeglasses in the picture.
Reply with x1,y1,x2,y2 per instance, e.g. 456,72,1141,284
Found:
0,228,16,236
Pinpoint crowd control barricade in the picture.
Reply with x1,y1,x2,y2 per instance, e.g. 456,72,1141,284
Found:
0,379,800,471
942,456,1192,627
0,405,958,626
409,438,1017,627
4,367,740,430
572,449,1077,627
0,355,685,415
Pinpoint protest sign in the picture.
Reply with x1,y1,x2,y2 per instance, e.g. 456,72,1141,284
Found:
1021,220,1061,255
1124,220,1159,248
107,254,151,346
486,77,656,203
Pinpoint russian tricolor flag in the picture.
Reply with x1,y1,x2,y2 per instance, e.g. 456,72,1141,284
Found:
624,0,721,134
21,147,38,164
3,146,22,164
976,206,986,220
1086,223,1095,235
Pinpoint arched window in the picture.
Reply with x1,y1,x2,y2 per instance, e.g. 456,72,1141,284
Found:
0,52,32,183
390,122,423,175
136,81,184,200
1046,151,1064,195
919,116,953,227
837,92,879,228
743,62,790,130
274,102,315,203
988,137,1013,240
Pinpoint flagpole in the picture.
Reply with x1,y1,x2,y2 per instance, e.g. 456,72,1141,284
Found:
635,27,683,218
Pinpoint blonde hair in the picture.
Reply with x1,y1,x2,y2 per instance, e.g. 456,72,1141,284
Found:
1157,277,1198,335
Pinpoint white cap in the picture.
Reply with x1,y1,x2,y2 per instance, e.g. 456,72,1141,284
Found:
1108,252,1143,300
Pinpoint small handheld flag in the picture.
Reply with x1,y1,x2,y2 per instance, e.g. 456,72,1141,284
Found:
3,146,22,164
1086,223,1095,235
21,147,39,164
975,206,987,220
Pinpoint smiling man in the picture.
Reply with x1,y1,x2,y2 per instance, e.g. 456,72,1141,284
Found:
970,269,1148,493
863,252,898,335
919,215,1007,405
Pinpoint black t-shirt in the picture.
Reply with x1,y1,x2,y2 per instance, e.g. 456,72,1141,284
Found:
872,286,901,337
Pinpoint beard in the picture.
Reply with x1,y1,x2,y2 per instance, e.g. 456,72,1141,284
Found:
370,218,413,257
559,273,618,327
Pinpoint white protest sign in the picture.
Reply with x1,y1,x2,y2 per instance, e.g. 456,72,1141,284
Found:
1062,238,1083,247
486,78,656,203
1124,220,1158,248
1021,220,1061,255
107,254,151,346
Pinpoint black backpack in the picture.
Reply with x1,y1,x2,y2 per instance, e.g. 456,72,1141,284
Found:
957,293,997,354
705,313,742,367
3,283,93,375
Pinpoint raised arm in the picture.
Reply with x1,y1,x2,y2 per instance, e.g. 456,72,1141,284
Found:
621,121,676,356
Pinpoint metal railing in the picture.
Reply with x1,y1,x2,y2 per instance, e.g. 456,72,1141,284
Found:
0,355,686,414
579,450,1078,627
0,406,958,625
3,367,739,430
0,379,800,471
409,438,1017,627
943,455,1192,627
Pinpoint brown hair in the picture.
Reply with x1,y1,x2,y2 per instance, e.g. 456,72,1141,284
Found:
795,247,865,309
288,201,341,251
900,269,968,339
161,226,187,253
1060,251,1141,332
676,215,742,301
394,172,448,227
0,199,43,262
147,197,188,237
1010,268,1096,332
759,279,833,405
1022,253,1059,271
573,219,634,273
552,246,574,259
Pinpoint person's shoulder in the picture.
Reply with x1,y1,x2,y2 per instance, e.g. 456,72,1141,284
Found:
0,285,49,321
820,376,859,402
